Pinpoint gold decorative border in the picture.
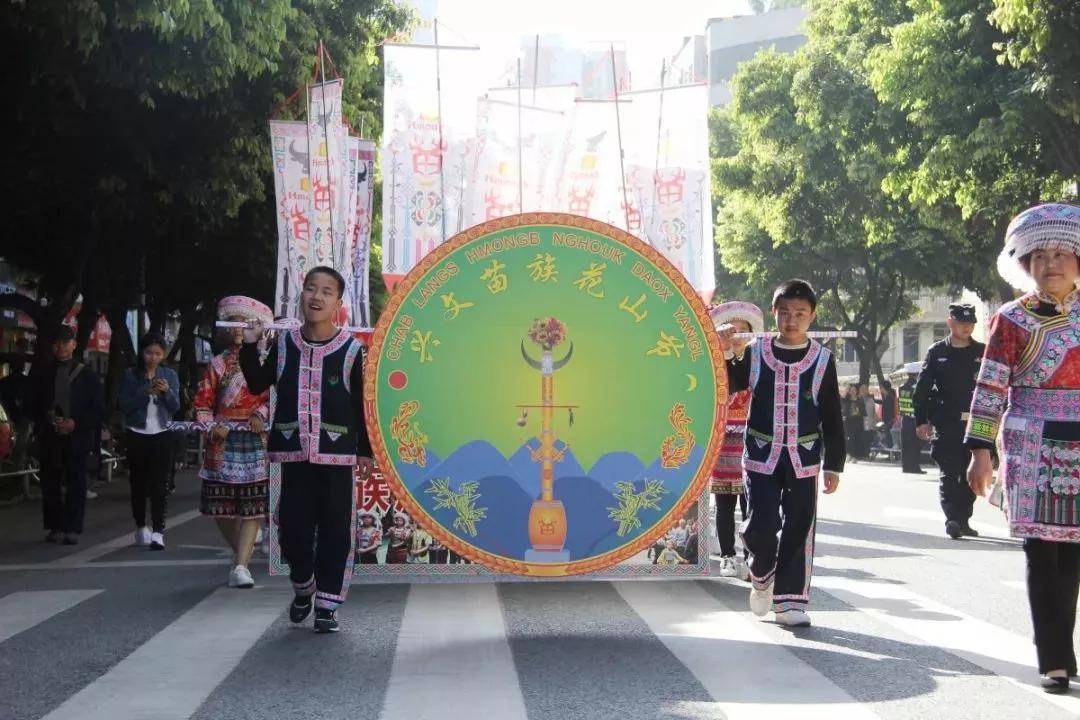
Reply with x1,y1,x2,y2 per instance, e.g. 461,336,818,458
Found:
364,213,728,576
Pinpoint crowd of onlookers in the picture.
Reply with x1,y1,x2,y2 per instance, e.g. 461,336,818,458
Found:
842,381,900,461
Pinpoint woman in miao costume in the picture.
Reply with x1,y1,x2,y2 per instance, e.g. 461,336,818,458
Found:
709,301,764,580
385,512,411,564
194,296,273,589
966,203,1080,694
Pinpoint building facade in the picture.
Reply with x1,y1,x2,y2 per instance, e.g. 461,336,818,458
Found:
706,7,809,107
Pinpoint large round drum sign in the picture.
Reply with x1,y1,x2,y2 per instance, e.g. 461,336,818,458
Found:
365,214,727,575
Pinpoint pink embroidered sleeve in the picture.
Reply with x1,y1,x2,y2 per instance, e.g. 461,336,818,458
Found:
965,311,1021,447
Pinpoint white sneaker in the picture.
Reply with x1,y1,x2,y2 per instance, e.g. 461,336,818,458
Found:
775,609,811,627
734,557,750,582
134,527,152,546
149,532,165,551
718,556,739,578
86,489,98,500
749,582,774,617
229,565,255,588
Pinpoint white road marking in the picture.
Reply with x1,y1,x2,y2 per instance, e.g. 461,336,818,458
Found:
617,580,880,719
380,584,528,720
0,589,103,643
40,587,282,720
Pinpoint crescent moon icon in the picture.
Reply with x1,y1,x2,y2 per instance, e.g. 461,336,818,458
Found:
685,374,698,392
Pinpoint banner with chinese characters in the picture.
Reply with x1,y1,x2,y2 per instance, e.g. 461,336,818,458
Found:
622,84,714,295
362,213,726,577
381,44,484,288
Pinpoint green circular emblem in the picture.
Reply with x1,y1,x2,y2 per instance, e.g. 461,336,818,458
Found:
365,213,727,575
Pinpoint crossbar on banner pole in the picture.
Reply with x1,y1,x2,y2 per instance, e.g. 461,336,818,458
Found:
731,331,858,339
217,321,374,333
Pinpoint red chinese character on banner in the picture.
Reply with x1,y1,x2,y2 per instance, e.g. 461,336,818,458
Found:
313,180,332,212
290,205,310,242
655,169,686,205
356,471,391,514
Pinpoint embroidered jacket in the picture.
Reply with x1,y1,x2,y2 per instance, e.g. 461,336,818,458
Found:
240,329,371,466
193,348,270,425
728,339,845,478
964,293,1080,541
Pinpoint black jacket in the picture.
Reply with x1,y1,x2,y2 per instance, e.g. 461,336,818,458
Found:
29,359,104,454
911,339,985,428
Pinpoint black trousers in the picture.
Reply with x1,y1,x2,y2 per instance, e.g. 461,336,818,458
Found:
127,431,173,533
1025,539,1080,675
279,463,354,610
715,492,747,557
743,457,817,612
900,416,923,473
40,435,88,534
931,424,974,523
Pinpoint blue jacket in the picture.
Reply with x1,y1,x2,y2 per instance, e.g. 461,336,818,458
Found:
118,366,180,431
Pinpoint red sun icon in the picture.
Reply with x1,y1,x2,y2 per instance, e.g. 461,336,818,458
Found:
388,370,408,390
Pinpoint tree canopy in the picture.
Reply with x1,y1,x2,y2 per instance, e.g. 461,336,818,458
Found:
1,0,411,386
711,0,1080,381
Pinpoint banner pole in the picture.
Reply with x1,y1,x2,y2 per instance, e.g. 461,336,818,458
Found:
517,58,525,213
317,39,338,269
651,58,667,245
532,34,540,105
434,19,448,244
610,43,631,233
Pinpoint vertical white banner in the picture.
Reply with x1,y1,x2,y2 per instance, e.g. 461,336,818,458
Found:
270,120,312,319
381,44,482,283
623,84,714,296
351,138,376,327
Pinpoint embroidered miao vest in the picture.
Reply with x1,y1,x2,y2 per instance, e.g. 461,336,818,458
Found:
269,329,364,466
743,339,831,478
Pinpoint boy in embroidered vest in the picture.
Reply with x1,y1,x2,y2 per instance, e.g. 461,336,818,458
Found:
718,279,844,628
240,266,373,634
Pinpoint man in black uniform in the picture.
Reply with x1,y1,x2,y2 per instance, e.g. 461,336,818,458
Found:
897,363,924,474
912,304,985,539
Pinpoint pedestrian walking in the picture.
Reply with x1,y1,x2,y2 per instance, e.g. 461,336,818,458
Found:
708,300,762,580
966,203,1080,694
843,385,866,460
719,279,845,628
240,266,373,634
912,303,985,539
31,326,103,545
898,363,925,473
119,332,180,550
194,296,273,589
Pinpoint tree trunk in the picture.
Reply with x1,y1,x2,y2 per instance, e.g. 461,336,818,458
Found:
102,305,135,423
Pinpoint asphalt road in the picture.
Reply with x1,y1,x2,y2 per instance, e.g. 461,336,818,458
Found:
1,459,1077,720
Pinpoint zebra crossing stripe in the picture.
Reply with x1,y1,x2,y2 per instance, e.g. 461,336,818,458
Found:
380,584,528,720
39,587,282,720
616,580,881,719
0,590,103,643
812,564,1080,715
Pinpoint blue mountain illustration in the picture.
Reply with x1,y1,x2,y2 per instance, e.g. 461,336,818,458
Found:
408,440,512,493
395,449,442,487
554,476,618,560
414,475,532,559
508,439,585,499
634,444,707,489
588,451,647,494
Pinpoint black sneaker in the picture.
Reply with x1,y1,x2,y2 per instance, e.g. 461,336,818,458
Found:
45,530,64,544
960,523,980,538
945,520,963,539
289,595,313,624
62,533,80,545
1041,676,1070,694
314,608,339,634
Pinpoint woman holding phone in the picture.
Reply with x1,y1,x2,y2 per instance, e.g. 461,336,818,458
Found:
119,332,180,550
